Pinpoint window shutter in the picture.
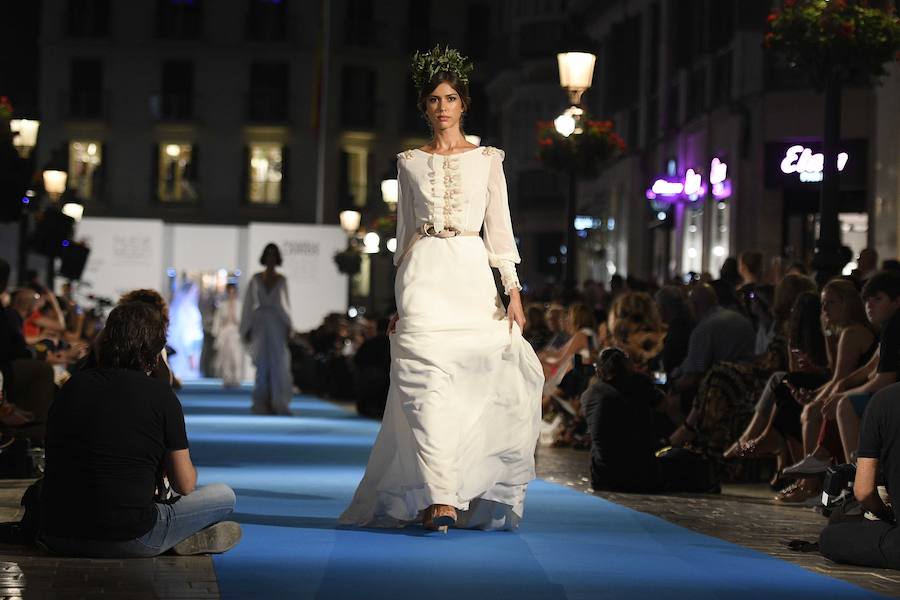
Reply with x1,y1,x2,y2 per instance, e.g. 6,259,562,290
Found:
280,145,288,206
151,143,159,201
241,145,249,204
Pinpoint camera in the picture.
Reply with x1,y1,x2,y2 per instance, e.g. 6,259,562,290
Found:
821,462,856,517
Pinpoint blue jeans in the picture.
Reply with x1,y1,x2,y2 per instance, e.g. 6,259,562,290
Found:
40,483,236,558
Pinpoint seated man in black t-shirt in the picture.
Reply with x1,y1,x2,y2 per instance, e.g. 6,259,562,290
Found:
820,383,900,569
38,302,240,557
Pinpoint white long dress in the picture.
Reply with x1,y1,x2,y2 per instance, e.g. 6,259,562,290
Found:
213,297,243,387
339,146,544,530
240,273,293,415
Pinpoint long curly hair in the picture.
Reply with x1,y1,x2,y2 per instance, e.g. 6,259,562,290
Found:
603,292,666,366
119,288,169,329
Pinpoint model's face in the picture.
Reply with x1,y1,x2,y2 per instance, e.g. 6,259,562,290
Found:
263,250,278,267
865,292,900,326
821,289,844,325
424,82,464,133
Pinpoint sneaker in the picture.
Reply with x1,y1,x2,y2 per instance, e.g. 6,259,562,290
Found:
782,454,830,477
172,521,242,555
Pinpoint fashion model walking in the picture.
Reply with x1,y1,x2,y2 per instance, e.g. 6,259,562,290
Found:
339,47,544,533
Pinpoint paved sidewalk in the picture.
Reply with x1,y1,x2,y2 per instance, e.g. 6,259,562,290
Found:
0,479,220,600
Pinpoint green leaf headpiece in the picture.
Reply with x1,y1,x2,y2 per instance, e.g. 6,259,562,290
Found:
411,45,474,92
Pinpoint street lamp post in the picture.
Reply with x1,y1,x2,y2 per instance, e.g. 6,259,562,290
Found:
339,209,362,310
9,119,40,159
555,52,596,296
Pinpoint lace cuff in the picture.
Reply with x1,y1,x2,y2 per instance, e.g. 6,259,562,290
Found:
497,261,522,295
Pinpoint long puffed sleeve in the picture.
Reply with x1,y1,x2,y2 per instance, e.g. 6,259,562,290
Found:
393,159,417,267
483,150,522,294
277,278,292,331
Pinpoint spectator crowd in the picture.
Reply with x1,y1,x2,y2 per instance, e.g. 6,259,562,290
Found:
3,243,900,571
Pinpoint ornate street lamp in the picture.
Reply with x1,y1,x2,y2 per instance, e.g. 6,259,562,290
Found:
10,119,39,158
557,52,596,107
339,209,361,237
42,170,68,202
556,51,596,296
62,201,84,222
380,178,398,212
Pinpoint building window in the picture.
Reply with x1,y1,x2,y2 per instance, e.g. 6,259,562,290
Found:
248,62,288,122
160,60,194,120
69,141,102,201
711,50,733,107
340,66,376,128
709,200,730,276
682,203,704,275
686,64,706,120
157,143,197,202
247,0,287,41
155,0,202,40
247,143,283,204
66,0,110,37
68,59,104,118
345,0,374,46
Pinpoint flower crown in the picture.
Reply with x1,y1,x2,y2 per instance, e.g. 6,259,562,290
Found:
410,45,474,92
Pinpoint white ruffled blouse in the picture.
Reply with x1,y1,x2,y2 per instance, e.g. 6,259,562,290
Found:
394,146,522,294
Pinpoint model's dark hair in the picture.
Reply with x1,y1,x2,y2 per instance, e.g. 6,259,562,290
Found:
417,72,472,116
119,288,169,329
260,243,283,266
862,271,900,300
97,302,168,372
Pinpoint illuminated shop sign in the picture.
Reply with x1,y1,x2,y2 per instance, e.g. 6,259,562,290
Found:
780,145,849,183
764,140,867,190
645,158,733,202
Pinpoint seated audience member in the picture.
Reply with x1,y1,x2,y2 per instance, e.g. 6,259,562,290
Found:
785,272,900,485
670,275,815,454
0,290,60,443
598,292,666,372
850,248,879,286
653,286,695,379
544,304,570,351
581,348,662,492
824,271,900,462
665,284,755,444
539,303,598,406
819,383,900,570
39,302,240,557
523,304,554,351
354,317,391,419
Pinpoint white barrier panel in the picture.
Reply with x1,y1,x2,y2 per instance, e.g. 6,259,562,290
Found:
76,217,166,302
170,224,242,274
247,222,347,331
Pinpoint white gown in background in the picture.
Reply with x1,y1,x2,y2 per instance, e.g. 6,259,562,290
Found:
240,274,293,415
213,297,243,387
339,147,544,530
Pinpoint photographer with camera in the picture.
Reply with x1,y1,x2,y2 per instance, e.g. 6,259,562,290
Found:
38,301,240,557
819,383,900,569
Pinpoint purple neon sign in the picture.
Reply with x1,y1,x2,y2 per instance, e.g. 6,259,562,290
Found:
646,157,732,202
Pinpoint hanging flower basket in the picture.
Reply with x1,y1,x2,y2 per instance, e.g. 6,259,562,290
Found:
765,0,900,87
369,214,397,239
537,117,626,179
0,96,13,120
333,247,362,275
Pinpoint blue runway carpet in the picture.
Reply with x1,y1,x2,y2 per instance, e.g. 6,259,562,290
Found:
178,382,881,600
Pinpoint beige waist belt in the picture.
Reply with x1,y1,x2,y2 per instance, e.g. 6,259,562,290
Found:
396,224,481,265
